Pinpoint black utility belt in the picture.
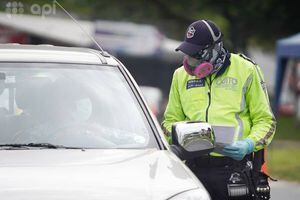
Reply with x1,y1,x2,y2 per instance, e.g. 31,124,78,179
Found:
189,151,275,200
192,155,250,168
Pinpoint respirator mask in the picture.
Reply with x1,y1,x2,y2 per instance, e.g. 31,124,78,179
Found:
183,41,227,79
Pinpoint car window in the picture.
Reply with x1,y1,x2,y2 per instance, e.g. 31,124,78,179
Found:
0,63,156,149
0,88,9,112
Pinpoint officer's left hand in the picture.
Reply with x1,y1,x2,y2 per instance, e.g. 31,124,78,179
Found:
222,139,254,161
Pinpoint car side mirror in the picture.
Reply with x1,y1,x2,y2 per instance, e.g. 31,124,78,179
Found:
170,121,215,160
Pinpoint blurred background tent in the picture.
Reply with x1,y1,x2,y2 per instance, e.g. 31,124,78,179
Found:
274,34,300,117
0,12,94,46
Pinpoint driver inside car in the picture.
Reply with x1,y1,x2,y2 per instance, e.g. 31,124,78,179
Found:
13,77,92,144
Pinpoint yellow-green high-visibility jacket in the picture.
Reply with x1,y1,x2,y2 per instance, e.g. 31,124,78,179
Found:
162,53,276,152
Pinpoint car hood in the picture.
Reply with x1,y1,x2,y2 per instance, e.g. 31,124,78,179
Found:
0,149,202,200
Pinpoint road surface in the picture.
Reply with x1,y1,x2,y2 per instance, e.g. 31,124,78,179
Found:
271,180,300,200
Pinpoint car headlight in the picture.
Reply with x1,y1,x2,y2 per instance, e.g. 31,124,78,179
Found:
168,188,211,200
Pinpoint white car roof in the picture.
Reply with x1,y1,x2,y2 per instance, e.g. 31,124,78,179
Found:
0,44,118,65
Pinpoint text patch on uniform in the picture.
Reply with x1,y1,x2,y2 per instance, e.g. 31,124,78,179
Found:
186,79,205,89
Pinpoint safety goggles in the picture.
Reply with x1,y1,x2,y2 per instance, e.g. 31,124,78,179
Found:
186,46,213,67
189,42,223,65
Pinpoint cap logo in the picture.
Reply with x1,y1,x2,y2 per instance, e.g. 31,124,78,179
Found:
186,26,195,38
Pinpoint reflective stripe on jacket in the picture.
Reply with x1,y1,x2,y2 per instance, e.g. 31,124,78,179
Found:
162,53,276,152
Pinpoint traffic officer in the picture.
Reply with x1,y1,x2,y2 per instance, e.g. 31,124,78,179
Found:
162,19,276,199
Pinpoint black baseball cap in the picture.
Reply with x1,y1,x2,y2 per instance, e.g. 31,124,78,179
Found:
176,20,223,56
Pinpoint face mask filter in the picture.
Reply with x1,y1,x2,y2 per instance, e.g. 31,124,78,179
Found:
183,55,213,79
183,41,227,78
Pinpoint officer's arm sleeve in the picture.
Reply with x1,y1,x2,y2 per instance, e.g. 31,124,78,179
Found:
161,69,185,142
245,65,276,151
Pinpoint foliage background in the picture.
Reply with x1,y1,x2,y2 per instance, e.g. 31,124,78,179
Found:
1,0,300,52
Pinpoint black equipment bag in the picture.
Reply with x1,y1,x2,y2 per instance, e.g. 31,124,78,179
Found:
250,149,276,200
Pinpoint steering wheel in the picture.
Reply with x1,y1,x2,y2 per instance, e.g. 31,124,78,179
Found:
11,121,117,148
47,122,118,148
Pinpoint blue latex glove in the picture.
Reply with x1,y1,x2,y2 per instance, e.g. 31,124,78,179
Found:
222,139,254,161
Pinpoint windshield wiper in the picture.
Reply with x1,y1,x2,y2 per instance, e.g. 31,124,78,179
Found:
0,143,83,150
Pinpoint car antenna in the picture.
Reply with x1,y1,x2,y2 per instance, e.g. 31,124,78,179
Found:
54,0,106,54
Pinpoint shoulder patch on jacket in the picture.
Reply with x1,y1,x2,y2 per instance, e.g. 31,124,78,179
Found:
239,53,257,65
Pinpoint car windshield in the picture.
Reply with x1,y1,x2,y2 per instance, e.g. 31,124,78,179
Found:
0,63,156,149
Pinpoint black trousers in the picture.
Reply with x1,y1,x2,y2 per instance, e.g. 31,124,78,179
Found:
186,156,249,200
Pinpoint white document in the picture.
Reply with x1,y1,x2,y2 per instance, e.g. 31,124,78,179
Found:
211,125,236,153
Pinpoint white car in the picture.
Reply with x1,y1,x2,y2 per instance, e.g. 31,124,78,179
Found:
0,44,213,200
